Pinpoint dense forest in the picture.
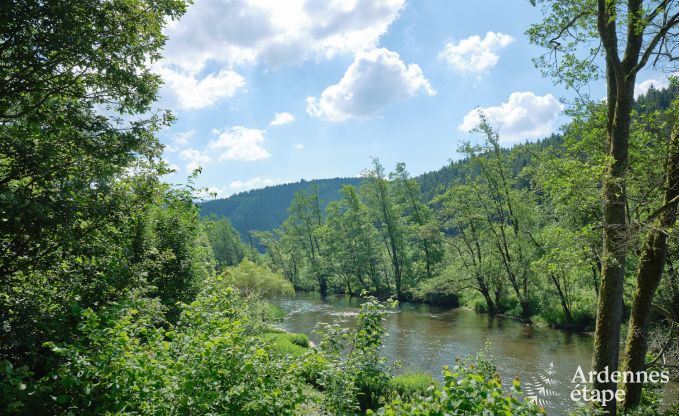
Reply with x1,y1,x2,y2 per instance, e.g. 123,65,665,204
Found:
258,85,679,326
201,177,364,248
2,1,679,416
198,137,562,246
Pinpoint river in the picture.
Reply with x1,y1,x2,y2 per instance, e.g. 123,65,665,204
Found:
274,293,678,415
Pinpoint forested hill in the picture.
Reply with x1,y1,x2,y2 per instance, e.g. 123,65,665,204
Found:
200,177,364,242
199,133,562,241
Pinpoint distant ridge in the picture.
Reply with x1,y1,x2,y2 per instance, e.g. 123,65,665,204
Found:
198,134,562,245
200,177,364,244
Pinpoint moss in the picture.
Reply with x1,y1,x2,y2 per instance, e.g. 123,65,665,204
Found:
388,372,437,401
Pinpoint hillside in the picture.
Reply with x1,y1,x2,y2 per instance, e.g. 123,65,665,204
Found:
200,177,364,243
200,135,564,241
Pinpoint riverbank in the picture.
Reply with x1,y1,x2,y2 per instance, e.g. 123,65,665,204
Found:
272,293,679,415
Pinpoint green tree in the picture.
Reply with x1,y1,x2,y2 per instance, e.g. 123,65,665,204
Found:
0,0,188,384
460,117,538,321
391,163,444,284
362,159,408,299
323,185,386,294
529,2,678,412
205,216,246,272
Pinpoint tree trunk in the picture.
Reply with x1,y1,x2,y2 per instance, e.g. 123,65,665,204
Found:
478,276,496,314
550,273,573,322
591,64,634,416
622,125,679,410
318,275,328,297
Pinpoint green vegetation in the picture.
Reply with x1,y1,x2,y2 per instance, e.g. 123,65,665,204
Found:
263,331,311,357
387,372,438,401
227,259,296,297
2,0,679,414
200,177,364,248
374,362,543,416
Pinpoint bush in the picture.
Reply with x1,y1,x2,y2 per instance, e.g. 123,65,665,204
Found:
315,294,397,413
371,349,543,416
227,260,295,298
38,275,306,415
388,372,437,401
253,302,286,322
263,332,310,357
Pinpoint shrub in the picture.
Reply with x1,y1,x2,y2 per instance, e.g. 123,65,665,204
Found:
388,372,437,401
263,332,310,357
372,347,543,416
40,275,306,415
315,294,397,413
227,260,295,298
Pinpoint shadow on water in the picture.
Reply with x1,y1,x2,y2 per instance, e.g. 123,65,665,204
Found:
273,293,678,415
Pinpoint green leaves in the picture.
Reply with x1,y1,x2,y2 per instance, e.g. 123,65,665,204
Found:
376,352,543,416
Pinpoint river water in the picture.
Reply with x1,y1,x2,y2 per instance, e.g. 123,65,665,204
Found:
274,293,678,415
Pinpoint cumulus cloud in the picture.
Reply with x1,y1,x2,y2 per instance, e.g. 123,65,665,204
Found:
162,0,405,71
634,77,671,98
179,148,212,172
270,112,295,125
306,48,435,122
439,32,514,75
294,143,304,150
209,126,271,161
459,92,563,143
171,130,195,146
156,67,246,109
229,176,282,191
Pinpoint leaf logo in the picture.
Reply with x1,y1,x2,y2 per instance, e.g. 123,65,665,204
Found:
524,362,562,408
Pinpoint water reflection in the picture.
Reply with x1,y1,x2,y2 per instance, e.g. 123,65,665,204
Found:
273,293,677,415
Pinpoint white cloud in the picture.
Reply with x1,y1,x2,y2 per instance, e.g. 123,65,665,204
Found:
162,0,405,71
439,32,514,74
634,77,671,98
179,148,212,172
459,92,563,143
156,66,246,109
306,48,435,122
270,112,295,125
172,130,195,146
294,143,304,150
210,126,271,161
229,176,282,191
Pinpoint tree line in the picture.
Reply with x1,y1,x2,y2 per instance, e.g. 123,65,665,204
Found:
258,82,679,413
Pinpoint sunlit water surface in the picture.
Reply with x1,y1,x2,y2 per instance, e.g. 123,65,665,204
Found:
273,293,678,415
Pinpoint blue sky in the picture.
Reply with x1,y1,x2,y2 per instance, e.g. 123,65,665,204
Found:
154,0,672,198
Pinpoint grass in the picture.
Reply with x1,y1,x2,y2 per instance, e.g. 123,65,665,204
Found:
262,331,310,357
388,372,437,401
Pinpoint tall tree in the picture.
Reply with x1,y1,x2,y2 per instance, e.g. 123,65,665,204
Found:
529,2,678,413
461,117,537,321
391,163,444,283
622,89,679,408
0,0,187,371
363,159,407,299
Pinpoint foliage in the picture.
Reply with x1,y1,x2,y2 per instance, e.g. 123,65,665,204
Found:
37,276,306,415
226,259,295,298
388,372,438,401
204,215,246,271
315,294,397,413
372,357,543,416
200,177,364,249
262,332,311,358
